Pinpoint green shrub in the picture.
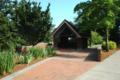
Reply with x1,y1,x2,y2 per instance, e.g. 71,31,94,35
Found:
109,41,117,50
0,51,15,75
102,41,117,50
91,31,103,45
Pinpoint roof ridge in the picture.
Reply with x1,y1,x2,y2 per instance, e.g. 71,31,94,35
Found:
53,19,81,38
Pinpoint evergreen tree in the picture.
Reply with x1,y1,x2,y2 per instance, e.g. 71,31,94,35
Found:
0,12,23,51
0,0,53,51
16,0,53,45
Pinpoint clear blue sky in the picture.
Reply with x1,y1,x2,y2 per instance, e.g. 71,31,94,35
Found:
35,0,87,27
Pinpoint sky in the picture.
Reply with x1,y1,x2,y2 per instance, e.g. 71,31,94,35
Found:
34,0,87,27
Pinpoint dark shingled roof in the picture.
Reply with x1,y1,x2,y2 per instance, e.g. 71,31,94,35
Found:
53,19,81,38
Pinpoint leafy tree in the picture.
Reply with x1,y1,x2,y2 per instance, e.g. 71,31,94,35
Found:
74,0,120,51
74,0,101,46
91,31,103,45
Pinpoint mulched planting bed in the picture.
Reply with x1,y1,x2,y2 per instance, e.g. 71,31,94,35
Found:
98,48,120,61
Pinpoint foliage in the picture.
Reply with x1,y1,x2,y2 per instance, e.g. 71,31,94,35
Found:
14,53,25,64
16,0,53,45
0,46,55,75
0,0,53,51
0,1,25,51
43,31,52,43
74,0,120,51
29,47,55,59
0,0,11,10
29,48,43,59
29,46,55,59
102,41,117,50
91,31,103,45
42,47,55,57
0,51,15,75
0,0,54,75
46,46,55,56
24,53,33,64
14,46,55,65
15,47,55,64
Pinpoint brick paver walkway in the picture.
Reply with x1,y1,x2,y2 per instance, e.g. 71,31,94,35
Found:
2,49,99,80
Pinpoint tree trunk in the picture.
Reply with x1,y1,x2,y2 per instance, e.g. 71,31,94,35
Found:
90,30,92,47
106,28,109,52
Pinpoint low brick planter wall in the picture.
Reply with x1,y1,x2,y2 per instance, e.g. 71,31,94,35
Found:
98,50,116,61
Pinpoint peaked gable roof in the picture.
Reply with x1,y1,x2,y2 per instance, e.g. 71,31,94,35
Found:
53,19,81,38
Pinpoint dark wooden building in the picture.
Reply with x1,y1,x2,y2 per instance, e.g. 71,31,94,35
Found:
53,20,88,49
110,19,120,46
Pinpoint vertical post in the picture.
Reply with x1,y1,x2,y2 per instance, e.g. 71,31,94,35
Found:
97,47,101,61
106,28,109,52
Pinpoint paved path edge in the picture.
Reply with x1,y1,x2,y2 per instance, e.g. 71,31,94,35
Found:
1,58,54,80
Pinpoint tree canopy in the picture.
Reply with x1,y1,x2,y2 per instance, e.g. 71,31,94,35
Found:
16,0,53,45
74,0,120,31
74,0,120,51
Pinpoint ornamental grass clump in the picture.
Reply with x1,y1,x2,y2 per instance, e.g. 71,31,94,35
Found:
46,46,55,56
29,47,55,59
14,53,25,64
42,48,48,58
24,53,33,64
29,48,43,59
0,51,15,75
42,46,55,57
